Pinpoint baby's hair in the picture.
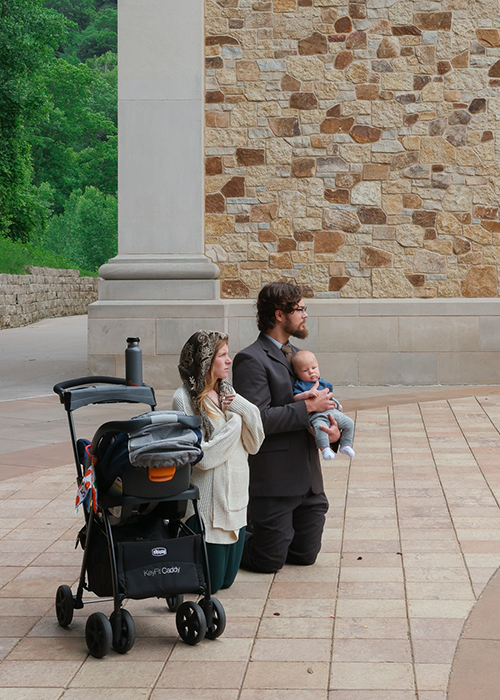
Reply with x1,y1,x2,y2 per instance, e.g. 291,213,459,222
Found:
291,349,316,370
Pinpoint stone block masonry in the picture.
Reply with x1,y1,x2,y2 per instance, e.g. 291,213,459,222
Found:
0,268,98,329
205,0,500,300
87,1,500,387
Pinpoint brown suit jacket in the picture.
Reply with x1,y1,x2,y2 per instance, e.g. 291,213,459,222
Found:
232,333,324,498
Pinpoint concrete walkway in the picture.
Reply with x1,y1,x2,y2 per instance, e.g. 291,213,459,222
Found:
1,318,500,698
0,316,88,402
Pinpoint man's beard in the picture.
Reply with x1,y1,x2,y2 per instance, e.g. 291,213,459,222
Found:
284,316,309,340
290,327,309,339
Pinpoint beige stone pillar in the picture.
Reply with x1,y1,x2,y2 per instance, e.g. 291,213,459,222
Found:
88,0,224,386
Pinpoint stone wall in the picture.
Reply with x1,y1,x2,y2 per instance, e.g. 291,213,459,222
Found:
0,268,99,329
204,0,500,300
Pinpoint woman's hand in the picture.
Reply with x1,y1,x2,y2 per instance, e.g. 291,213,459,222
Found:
222,393,236,410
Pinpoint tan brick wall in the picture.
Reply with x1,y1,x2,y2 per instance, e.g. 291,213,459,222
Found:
0,267,99,329
204,0,500,299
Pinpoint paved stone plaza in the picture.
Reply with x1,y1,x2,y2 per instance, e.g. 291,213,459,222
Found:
1,384,500,699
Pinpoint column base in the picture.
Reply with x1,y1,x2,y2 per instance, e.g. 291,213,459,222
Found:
98,255,220,300
89,255,224,386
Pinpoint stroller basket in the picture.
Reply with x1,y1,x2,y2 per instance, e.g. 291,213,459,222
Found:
82,519,205,600
52,376,227,658
117,532,205,599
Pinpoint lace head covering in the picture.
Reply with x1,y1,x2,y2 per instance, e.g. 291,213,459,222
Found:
178,330,232,440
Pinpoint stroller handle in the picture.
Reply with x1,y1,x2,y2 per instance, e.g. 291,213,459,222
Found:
90,413,202,453
53,376,157,414
53,376,128,397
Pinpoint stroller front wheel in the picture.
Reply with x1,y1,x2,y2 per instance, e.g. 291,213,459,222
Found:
176,601,207,645
85,612,113,658
55,585,74,628
166,594,184,612
200,597,226,640
110,609,136,654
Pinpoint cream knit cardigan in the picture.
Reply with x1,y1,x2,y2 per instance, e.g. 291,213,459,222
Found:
172,386,264,545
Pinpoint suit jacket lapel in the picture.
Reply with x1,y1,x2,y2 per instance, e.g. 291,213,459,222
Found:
258,333,295,376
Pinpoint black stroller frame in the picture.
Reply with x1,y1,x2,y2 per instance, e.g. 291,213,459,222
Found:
53,376,226,658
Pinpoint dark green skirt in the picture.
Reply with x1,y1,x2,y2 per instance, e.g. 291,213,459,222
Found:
186,516,245,594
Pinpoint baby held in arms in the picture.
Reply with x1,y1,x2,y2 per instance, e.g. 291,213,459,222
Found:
292,350,355,461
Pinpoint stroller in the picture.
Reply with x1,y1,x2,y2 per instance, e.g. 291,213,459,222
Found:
53,375,226,658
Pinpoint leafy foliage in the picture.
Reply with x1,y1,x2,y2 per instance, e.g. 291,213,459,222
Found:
72,7,117,61
0,0,68,241
46,0,117,63
44,0,94,31
30,57,117,213
0,233,94,275
44,186,117,272
0,0,118,272
85,51,117,126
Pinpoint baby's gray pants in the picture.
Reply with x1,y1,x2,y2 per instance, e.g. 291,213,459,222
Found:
310,409,354,450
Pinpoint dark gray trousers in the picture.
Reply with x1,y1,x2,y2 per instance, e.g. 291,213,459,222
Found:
240,489,329,574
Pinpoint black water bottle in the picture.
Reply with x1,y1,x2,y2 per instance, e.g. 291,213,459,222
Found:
125,337,143,386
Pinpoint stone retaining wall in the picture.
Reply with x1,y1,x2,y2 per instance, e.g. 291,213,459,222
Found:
0,267,99,329
205,0,500,300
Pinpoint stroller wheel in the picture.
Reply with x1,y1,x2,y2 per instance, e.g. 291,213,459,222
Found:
85,612,113,658
55,585,74,628
176,601,207,645
110,609,135,654
166,594,184,612
200,597,226,640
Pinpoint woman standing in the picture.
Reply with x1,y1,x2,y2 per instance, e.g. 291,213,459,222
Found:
172,330,264,593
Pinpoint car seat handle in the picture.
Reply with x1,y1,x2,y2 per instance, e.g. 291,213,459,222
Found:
149,413,201,429
90,413,202,454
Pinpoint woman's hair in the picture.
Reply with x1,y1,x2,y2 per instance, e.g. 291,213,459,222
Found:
178,330,232,440
197,336,228,417
256,282,303,333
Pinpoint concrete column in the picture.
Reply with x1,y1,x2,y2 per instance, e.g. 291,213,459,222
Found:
99,0,217,298
89,0,223,385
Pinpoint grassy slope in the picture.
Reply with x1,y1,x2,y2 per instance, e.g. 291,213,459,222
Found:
0,236,96,276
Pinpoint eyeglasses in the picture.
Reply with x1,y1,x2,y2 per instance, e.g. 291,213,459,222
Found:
290,306,307,315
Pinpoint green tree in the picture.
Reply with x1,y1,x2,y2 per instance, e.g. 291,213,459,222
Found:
73,7,116,61
85,50,117,126
44,0,94,31
96,0,116,9
50,0,117,65
29,57,117,213
0,0,67,241
44,186,117,271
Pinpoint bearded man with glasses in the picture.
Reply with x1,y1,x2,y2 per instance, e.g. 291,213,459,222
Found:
232,281,340,574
